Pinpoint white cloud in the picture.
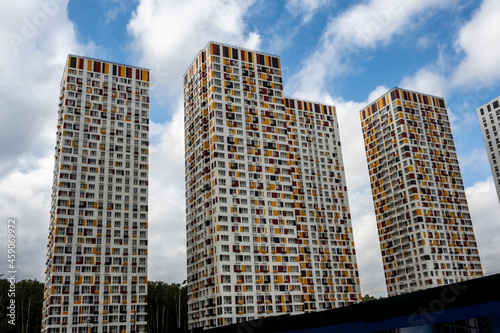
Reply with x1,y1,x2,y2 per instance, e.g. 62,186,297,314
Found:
466,178,500,276
399,0,500,102
265,0,326,54
273,83,391,296
335,99,371,191
331,85,500,296
127,0,260,101
125,0,262,283
147,102,188,282
266,25,301,55
0,0,92,280
400,68,448,98
457,148,490,176
366,85,392,105
416,35,433,50
288,0,455,100
452,0,500,87
330,0,448,49
137,49,390,288
392,1,500,284
288,41,500,295
104,0,134,24
0,0,94,175
0,0,99,174
0,157,53,281
350,189,387,297
2,0,498,301
285,0,330,24
326,86,392,296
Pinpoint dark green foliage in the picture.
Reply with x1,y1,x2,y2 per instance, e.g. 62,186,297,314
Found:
0,278,189,332
362,294,377,302
0,278,44,333
147,281,188,333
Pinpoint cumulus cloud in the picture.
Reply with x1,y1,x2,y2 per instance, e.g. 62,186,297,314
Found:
400,67,448,98
416,35,434,50
263,0,330,54
104,0,135,24
331,83,500,295
127,0,260,101
285,0,330,24
0,0,92,280
291,85,394,296
147,103,188,282
144,87,384,287
402,0,500,96
288,0,455,100
0,0,88,176
466,178,500,276
0,0,261,285
452,0,500,87
125,0,264,283
350,188,387,297
457,148,491,177
0,157,53,280
332,87,391,296
3,0,499,298
123,0,262,285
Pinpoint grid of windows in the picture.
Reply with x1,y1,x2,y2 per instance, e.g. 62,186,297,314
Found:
360,88,483,296
184,42,361,329
42,56,149,333
476,97,500,203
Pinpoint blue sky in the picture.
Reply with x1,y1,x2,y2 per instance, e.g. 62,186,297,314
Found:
65,0,495,184
1,0,500,298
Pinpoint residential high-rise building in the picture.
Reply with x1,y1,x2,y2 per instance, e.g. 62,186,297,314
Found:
476,96,500,203
42,55,150,333
360,88,483,296
184,41,361,329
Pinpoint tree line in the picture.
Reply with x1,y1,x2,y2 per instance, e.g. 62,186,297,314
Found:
0,278,188,333
0,278,383,332
0,278,44,333
147,281,188,333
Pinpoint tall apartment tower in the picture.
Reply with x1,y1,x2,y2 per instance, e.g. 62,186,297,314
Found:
476,96,500,203
184,42,361,329
360,88,483,296
42,55,150,333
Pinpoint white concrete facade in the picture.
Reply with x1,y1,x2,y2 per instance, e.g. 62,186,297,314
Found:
476,97,500,203
184,42,361,329
360,88,483,297
42,55,149,333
